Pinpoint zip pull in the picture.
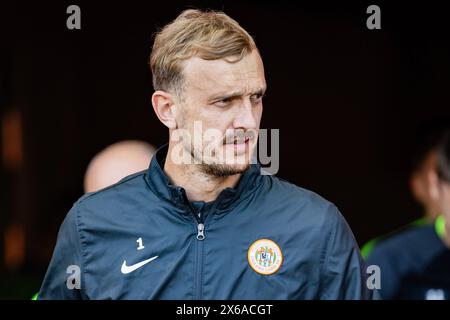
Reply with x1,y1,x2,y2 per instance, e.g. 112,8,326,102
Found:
197,223,205,241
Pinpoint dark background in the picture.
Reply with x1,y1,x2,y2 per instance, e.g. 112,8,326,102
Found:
0,1,449,298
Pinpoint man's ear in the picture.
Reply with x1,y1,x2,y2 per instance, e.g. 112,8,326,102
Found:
152,90,178,129
427,170,441,201
410,173,426,204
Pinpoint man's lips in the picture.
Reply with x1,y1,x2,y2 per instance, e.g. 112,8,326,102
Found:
224,137,250,145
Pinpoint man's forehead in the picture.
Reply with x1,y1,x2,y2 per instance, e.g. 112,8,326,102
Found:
182,52,265,94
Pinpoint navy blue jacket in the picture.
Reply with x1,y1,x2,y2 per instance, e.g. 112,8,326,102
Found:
39,144,374,299
367,224,450,299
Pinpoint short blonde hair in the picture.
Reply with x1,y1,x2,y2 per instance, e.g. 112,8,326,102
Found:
149,9,257,97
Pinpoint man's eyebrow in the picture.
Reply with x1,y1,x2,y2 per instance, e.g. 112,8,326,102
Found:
208,88,267,102
208,91,244,102
251,88,266,97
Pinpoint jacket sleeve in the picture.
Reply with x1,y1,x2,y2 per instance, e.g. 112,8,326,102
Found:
38,203,86,300
318,204,380,300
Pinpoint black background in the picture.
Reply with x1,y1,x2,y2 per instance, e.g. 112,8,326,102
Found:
0,1,449,298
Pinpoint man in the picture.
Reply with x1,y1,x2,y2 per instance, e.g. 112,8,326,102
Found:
38,9,373,299
84,140,156,193
361,119,450,259
367,130,450,299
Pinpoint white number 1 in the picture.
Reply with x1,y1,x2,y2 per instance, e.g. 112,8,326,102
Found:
136,237,145,250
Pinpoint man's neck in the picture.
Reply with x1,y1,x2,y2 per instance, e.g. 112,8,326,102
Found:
163,146,242,202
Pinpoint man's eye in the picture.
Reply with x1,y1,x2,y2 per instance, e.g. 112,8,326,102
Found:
251,94,264,103
214,98,232,107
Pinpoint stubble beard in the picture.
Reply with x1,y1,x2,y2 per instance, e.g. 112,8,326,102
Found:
187,142,251,177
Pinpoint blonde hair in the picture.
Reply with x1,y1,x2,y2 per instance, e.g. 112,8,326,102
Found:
149,9,257,98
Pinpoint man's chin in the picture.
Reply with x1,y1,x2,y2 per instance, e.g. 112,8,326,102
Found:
199,162,250,177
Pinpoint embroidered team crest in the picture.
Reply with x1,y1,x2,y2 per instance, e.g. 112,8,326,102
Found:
248,239,283,275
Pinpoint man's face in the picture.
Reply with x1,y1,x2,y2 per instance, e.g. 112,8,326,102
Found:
440,183,450,217
172,49,266,176
410,150,441,219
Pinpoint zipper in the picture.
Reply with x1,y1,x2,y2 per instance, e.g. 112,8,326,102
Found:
179,189,206,299
197,223,205,240
194,209,205,299
180,189,207,240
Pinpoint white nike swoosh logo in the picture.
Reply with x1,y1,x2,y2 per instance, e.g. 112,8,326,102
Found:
121,256,158,274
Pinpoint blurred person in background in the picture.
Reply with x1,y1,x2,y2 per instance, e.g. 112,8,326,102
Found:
84,140,156,193
367,127,450,299
361,119,450,259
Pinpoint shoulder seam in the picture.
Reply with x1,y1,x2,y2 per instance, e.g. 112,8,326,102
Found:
318,203,338,299
78,170,147,205
75,201,89,299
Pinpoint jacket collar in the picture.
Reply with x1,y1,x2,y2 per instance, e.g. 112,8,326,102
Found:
145,143,262,214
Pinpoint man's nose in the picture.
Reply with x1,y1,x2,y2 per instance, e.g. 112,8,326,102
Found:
233,99,258,129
